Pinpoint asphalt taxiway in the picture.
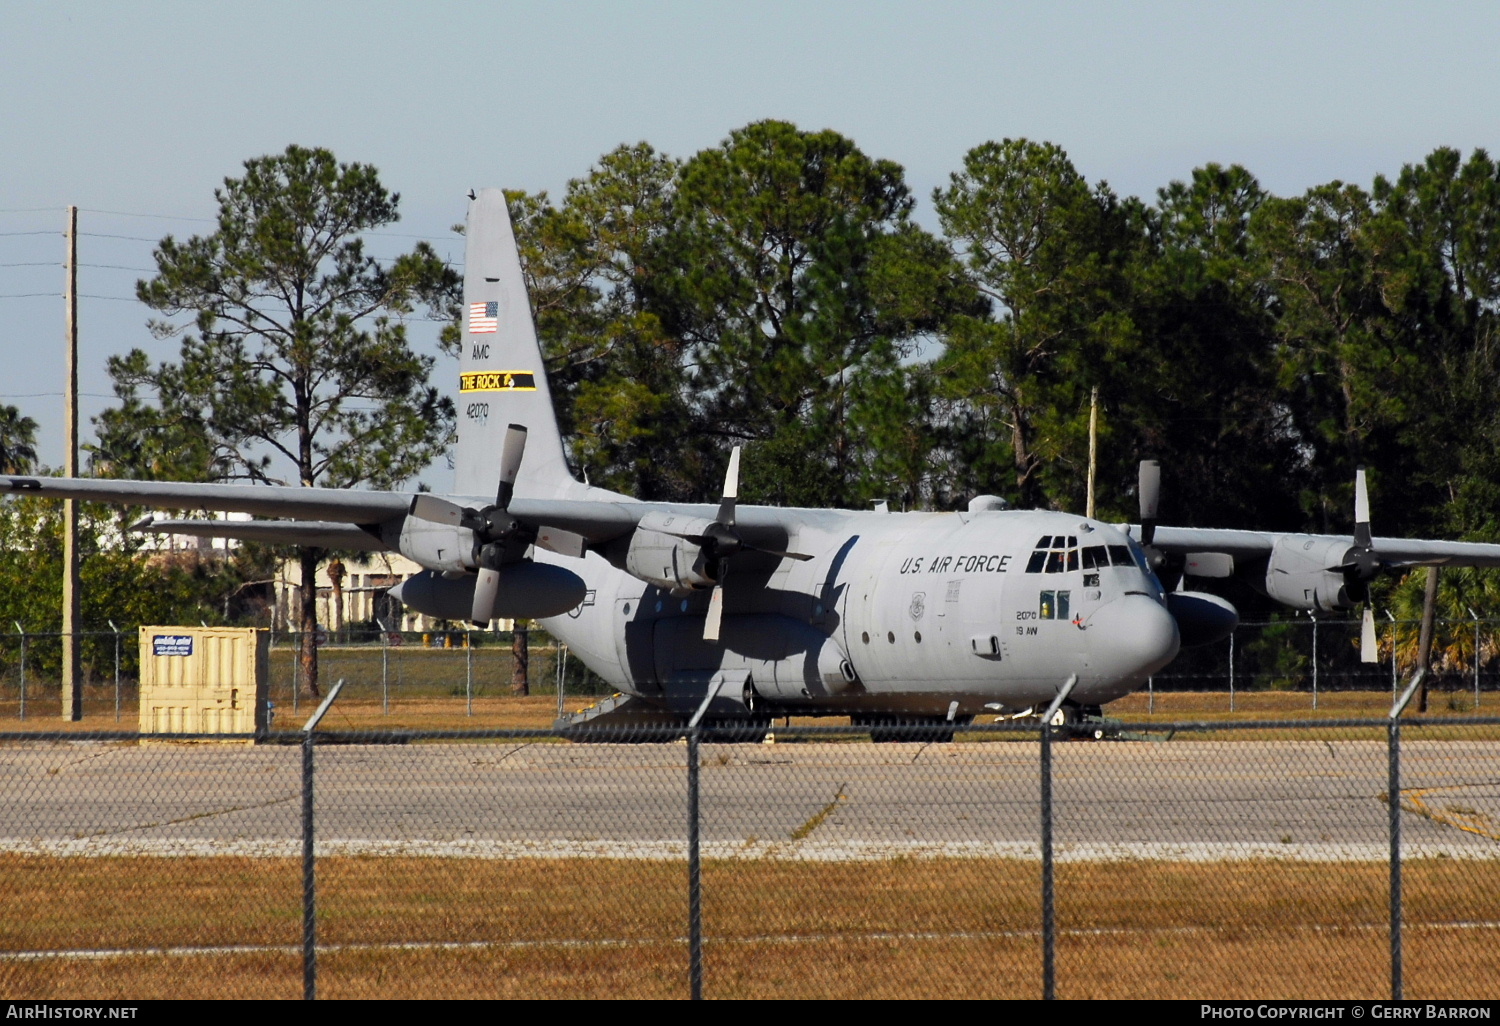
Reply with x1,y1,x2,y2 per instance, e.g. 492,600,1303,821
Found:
2,738,1497,860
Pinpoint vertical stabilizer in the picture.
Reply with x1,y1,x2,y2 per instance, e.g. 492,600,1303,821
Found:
456,189,575,500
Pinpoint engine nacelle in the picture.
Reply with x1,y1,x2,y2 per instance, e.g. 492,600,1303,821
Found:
624,512,717,592
1262,535,1358,612
394,516,473,574
1165,591,1239,647
388,564,586,621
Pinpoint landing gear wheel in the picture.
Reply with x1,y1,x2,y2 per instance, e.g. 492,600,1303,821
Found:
857,714,969,744
701,717,772,744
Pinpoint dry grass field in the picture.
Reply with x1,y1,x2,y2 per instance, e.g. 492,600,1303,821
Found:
1,678,1494,736
0,855,1495,999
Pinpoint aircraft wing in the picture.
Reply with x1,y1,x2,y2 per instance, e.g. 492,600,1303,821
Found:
0,474,410,522
4,473,837,555
135,518,388,551
1140,525,1500,567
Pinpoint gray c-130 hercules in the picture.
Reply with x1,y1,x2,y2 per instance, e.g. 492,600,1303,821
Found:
8,189,1500,735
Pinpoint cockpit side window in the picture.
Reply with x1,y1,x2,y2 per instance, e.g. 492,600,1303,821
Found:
1107,545,1132,566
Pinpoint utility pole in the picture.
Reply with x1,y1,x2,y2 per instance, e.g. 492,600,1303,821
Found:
62,205,82,721
1085,386,1099,520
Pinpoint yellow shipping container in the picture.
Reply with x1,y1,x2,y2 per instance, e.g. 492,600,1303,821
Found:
138,626,270,740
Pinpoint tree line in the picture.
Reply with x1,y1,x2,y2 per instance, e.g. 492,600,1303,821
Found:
3,122,1500,686
508,122,1500,550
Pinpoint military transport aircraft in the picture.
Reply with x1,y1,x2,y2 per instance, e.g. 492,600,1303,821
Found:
7,189,1500,738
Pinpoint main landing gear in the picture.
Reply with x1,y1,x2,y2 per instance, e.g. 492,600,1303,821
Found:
1047,704,1116,740
852,713,975,744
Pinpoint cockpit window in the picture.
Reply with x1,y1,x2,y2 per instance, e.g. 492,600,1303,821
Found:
1107,545,1132,566
1026,533,1088,574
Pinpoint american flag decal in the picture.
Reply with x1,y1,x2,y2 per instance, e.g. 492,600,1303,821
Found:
468,300,499,333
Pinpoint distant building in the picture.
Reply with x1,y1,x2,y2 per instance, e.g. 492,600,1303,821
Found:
272,551,514,635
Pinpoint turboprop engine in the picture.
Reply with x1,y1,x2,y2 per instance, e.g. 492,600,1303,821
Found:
624,511,719,593
1261,535,1365,612
388,564,586,622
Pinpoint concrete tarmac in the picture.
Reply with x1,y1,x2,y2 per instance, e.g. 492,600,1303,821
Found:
2,738,1497,860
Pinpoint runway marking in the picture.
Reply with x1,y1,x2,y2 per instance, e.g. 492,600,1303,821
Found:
1401,784,1500,842
6,920,1500,964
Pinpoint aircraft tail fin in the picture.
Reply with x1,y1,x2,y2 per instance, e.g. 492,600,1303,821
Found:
455,188,576,500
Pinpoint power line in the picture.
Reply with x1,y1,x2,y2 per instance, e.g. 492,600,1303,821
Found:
0,231,58,237
0,293,140,301
79,232,161,243
0,392,118,399
0,262,154,270
80,207,214,223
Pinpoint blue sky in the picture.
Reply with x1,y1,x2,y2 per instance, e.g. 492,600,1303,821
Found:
4,0,1498,483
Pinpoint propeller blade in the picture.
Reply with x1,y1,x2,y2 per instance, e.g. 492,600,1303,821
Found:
743,543,815,562
717,446,741,526
494,423,528,510
535,526,586,558
1354,466,1372,549
1183,552,1233,578
410,494,466,526
471,567,500,626
1361,606,1378,663
1138,460,1161,546
704,583,725,642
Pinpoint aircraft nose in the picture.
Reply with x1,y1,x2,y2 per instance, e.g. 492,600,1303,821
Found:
1086,592,1180,681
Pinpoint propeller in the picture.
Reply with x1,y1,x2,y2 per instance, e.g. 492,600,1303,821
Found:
409,423,531,625
1136,459,1176,584
1332,467,1382,663
1333,467,1382,600
1138,459,1161,548
1135,459,1233,589
654,446,812,641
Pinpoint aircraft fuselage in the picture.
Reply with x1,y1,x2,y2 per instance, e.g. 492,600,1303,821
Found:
541,507,1180,719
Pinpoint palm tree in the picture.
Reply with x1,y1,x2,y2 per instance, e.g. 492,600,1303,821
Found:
0,405,38,474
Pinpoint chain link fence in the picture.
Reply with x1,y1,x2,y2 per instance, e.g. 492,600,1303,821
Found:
0,628,611,726
2,700,1497,1000
1,617,1497,727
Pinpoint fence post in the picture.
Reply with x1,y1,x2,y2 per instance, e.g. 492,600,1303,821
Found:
381,628,389,716
556,644,567,721
14,622,25,722
686,677,728,1000
466,628,474,717
299,679,345,1002
1471,609,1481,710
1310,613,1319,710
1039,674,1078,1001
301,722,317,1000
1228,630,1235,712
109,620,121,723
1388,670,1424,1002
